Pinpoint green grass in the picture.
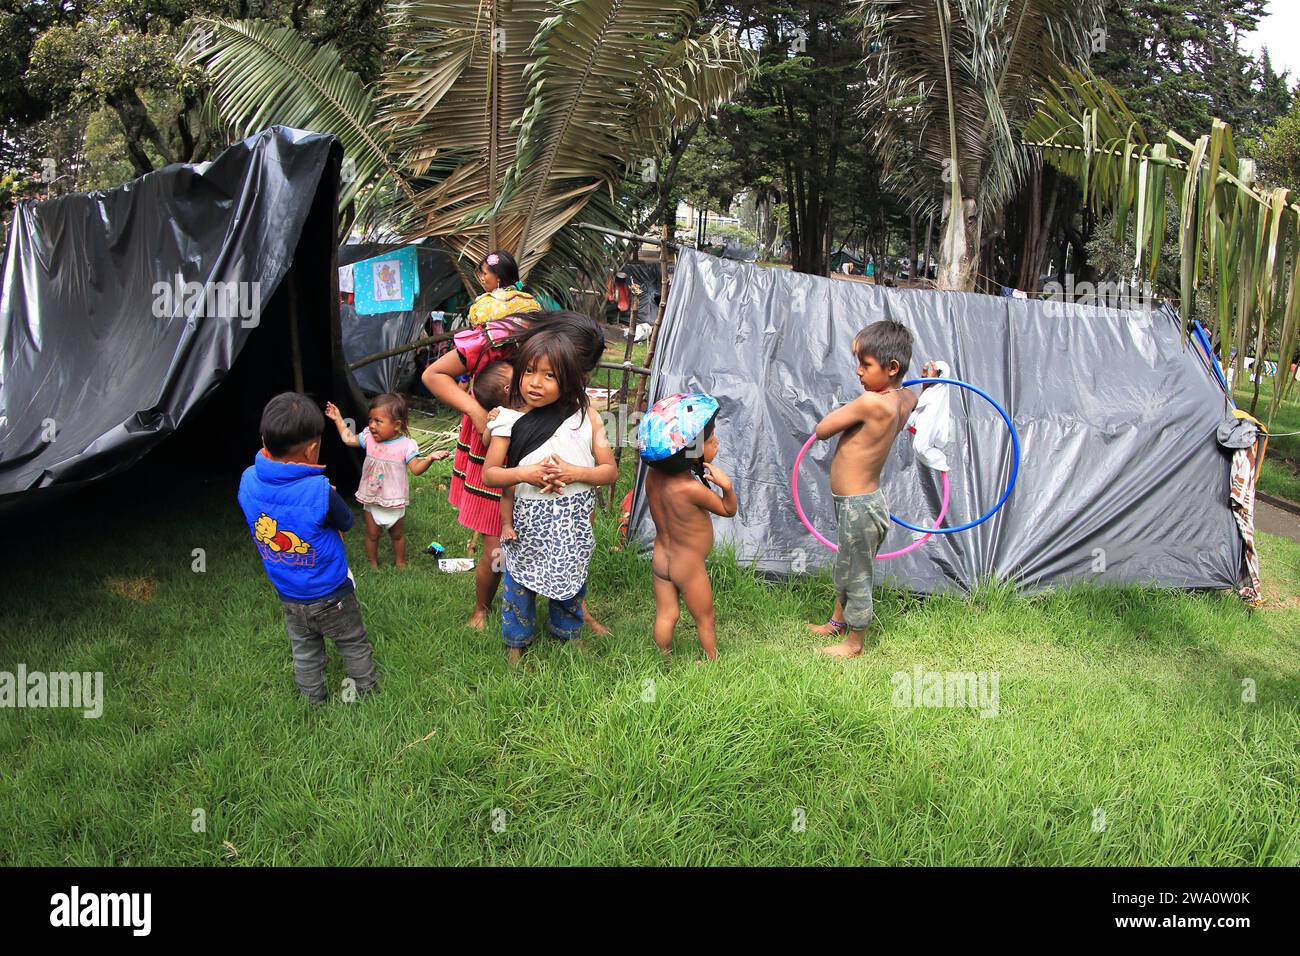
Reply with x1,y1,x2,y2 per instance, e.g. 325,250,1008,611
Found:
1,440,1298,866
1233,374,1300,503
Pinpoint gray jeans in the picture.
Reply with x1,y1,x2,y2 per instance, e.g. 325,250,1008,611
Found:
282,590,377,703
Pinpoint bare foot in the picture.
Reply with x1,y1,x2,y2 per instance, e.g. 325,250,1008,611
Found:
586,616,611,636
506,647,525,666
806,621,843,637
819,640,864,658
500,525,518,543
368,560,380,569
466,608,488,630
395,559,408,569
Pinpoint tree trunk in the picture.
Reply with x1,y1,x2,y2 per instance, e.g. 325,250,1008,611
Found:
1031,175,1060,293
938,195,981,291
908,212,917,279
106,90,169,177
922,209,934,281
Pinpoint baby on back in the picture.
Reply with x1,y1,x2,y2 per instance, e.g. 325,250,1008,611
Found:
473,361,524,541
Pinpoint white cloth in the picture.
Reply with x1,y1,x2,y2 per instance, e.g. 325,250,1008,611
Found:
486,407,598,499
364,501,405,528
906,360,952,472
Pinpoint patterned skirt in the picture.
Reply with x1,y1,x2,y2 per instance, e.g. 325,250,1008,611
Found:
448,414,503,536
501,490,595,601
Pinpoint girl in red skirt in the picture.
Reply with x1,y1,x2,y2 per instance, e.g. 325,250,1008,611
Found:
422,310,608,629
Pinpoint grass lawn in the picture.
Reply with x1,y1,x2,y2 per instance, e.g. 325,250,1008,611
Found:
1233,375,1300,504
1,410,1298,866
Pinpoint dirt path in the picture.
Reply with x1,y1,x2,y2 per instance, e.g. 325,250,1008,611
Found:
1256,496,1300,544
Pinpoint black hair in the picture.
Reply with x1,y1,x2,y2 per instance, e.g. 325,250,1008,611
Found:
260,391,324,457
472,360,513,411
503,331,595,470
852,320,913,380
479,250,520,288
504,310,605,376
368,392,410,433
508,329,590,419
644,410,718,480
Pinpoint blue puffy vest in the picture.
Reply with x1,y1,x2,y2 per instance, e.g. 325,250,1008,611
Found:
237,452,351,602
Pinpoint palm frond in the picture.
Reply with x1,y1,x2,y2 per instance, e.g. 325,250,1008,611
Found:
860,0,1102,212
182,18,410,224
382,0,550,261
1026,66,1300,425
503,0,753,277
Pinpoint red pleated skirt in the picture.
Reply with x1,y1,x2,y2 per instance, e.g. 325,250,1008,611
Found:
448,413,503,536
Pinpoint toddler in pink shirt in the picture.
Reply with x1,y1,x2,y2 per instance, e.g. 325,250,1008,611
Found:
326,393,447,567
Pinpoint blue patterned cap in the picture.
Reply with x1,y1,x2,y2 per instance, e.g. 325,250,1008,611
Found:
638,392,720,462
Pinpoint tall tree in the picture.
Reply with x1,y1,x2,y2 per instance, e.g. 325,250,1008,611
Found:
860,0,1104,290
5,1,391,187
1091,0,1289,142
1027,67,1300,423
1255,98,1300,193
675,1,868,275
189,1,752,299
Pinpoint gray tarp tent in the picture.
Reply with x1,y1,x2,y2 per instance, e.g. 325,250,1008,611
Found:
629,248,1244,593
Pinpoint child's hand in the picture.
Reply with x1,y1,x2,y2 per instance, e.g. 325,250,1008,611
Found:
425,450,450,462
485,407,501,424
539,455,582,491
517,463,550,488
703,463,732,493
470,406,490,440
324,401,343,423
920,361,944,389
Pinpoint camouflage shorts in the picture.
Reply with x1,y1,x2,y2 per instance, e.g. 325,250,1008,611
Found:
832,489,891,630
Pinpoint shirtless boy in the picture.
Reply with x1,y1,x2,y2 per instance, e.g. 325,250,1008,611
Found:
639,393,737,661
808,320,929,657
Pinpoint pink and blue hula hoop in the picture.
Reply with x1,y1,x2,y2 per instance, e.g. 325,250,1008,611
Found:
791,377,1020,556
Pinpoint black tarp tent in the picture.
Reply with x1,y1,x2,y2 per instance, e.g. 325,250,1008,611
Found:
0,126,364,514
339,242,464,393
629,248,1244,593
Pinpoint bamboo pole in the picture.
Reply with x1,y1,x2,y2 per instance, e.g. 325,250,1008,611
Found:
609,288,639,510
349,321,654,375
632,221,673,414
573,222,680,249
347,330,456,371
288,280,305,393
598,360,652,376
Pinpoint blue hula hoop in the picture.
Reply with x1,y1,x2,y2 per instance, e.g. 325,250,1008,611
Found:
889,377,1020,534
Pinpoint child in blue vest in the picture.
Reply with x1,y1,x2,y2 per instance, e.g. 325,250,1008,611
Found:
237,392,377,703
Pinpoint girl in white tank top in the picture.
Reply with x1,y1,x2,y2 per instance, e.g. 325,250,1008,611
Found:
481,332,619,662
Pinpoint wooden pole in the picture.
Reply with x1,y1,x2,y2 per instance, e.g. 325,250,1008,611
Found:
633,221,672,414
347,329,457,372
598,360,652,376
609,289,640,510
288,280,305,393
572,222,678,249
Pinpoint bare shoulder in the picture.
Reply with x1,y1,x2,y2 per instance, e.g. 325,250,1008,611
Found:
856,391,897,420
682,476,723,508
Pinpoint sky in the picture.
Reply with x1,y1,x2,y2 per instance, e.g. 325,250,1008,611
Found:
1242,1,1300,87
